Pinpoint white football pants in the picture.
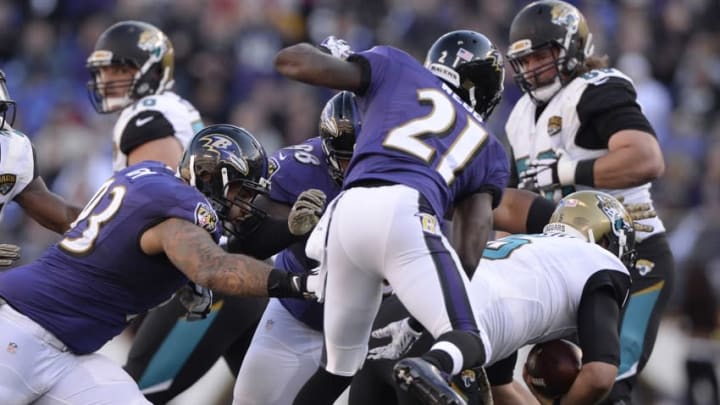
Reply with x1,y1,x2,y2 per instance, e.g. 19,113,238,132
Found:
0,303,150,405
232,298,324,405
313,185,477,376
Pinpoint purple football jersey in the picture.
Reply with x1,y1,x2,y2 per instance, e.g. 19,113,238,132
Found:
344,46,510,216
269,137,341,330
0,161,221,354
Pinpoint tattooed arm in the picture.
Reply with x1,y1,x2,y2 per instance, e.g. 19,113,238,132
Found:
140,217,310,298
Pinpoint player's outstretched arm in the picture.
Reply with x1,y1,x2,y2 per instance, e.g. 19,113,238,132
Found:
141,217,311,299
493,188,556,235
14,176,82,234
274,43,363,91
452,192,493,277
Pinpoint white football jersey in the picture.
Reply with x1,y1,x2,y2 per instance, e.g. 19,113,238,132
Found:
112,91,203,171
505,68,664,240
470,233,628,365
0,127,35,220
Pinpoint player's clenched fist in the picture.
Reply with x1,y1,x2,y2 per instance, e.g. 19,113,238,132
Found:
288,189,326,236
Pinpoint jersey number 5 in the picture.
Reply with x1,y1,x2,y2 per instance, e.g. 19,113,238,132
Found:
383,88,488,185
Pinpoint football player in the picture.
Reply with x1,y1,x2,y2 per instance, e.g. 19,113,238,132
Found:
85,20,266,402
0,124,316,404
275,30,509,404
232,91,359,405
86,20,202,171
0,69,81,267
504,1,673,402
351,190,634,405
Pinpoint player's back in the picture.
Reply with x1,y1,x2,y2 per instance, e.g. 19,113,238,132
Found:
344,45,509,217
0,161,221,354
470,233,629,364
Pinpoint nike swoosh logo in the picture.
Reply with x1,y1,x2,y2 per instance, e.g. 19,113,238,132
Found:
136,116,154,126
278,152,287,160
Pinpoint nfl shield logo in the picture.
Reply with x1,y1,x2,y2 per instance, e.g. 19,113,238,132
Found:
0,174,16,195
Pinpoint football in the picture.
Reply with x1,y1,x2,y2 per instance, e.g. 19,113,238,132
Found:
525,339,582,398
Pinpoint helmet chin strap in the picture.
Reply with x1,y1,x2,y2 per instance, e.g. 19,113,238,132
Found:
103,95,132,112
530,77,562,104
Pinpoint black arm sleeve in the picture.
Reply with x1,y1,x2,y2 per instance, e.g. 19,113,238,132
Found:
526,196,556,233
226,216,305,259
508,148,519,188
576,270,631,365
120,110,175,154
575,77,655,150
30,143,39,181
476,185,504,209
346,54,372,96
486,351,518,386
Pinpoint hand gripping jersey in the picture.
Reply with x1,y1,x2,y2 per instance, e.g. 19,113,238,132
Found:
345,46,510,216
269,137,342,331
0,127,36,218
505,68,665,240
470,233,629,365
112,91,203,171
0,161,221,354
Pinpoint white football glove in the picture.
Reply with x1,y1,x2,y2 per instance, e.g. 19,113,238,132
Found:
177,282,213,321
318,36,354,60
0,244,20,267
288,189,326,236
367,317,424,360
519,149,577,193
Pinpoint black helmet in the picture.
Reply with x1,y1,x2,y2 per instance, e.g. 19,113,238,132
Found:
179,124,270,238
86,20,174,113
319,91,359,185
507,0,594,104
424,30,504,120
0,70,16,130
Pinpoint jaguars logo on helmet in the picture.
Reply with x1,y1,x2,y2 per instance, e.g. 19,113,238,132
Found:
507,0,594,105
544,190,637,268
86,20,175,113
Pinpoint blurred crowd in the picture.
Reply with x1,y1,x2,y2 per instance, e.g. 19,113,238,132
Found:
0,0,719,402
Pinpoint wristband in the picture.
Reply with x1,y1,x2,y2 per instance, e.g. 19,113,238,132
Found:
526,195,556,233
557,158,578,186
575,158,597,186
267,268,290,298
